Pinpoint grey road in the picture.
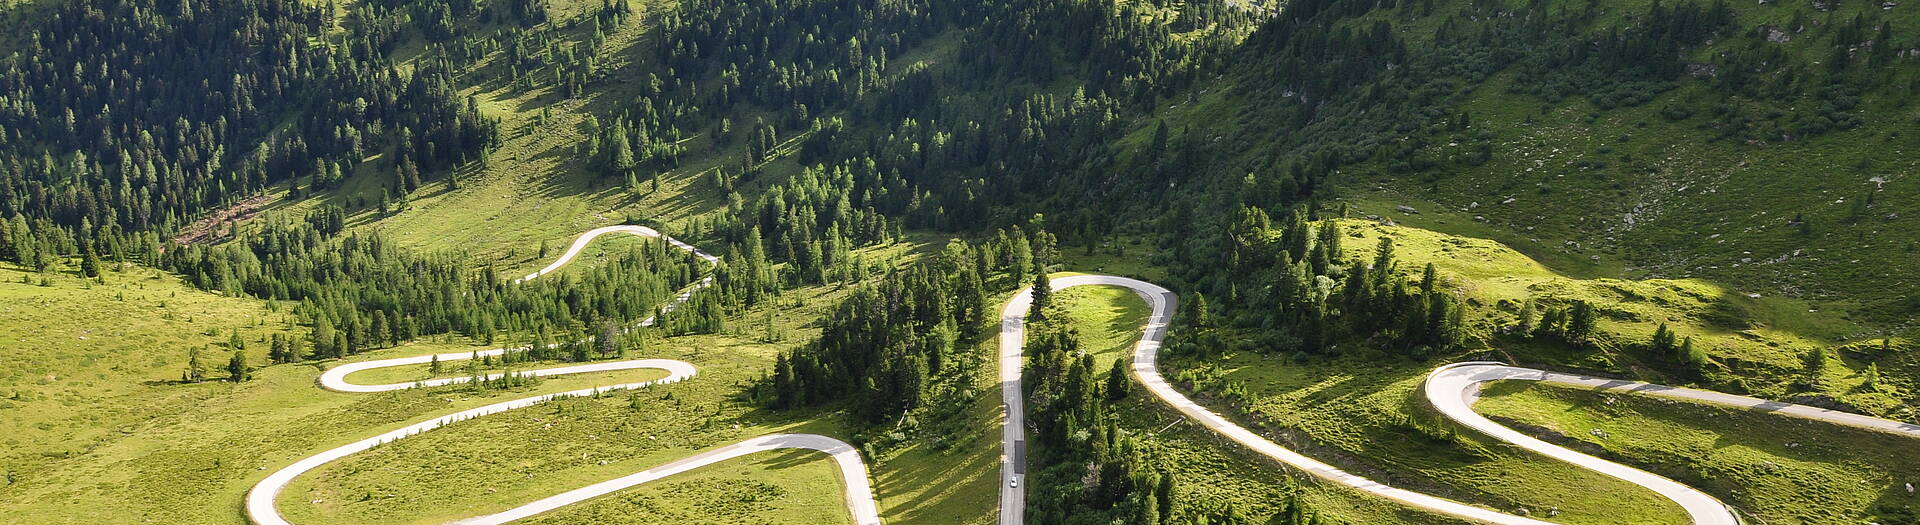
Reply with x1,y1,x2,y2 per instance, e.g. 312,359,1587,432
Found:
1425,362,1920,524
246,227,880,525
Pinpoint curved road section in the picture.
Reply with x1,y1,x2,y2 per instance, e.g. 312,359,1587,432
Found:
1006,275,1553,525
445,433,877,525
1005,276,1550,524
516,224,720,283
1105,276,1559,525
1427,362,1920,524
998,275,1171,523
1423,363,1739,524
246,227,881,525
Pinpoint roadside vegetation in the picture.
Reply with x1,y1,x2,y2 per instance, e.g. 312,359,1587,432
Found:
1160,218,1914,523
1476,380,1920,524
1027,273,1455,524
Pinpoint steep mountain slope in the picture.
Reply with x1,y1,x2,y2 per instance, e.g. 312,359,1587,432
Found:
1155,0,1920,323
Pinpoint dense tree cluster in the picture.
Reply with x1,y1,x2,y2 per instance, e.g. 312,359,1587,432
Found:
575,0,1264,245
1210,0,1912,194
766,262,977,422
713,161,904,286
1021,322,1170,523
0,0,497,250
763,228,1060,422
1172,209,1465,358
160,216,706,360
1020,290,1333,524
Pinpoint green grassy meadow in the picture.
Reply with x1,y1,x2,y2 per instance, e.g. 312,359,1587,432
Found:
0,234,989,525
1323,218,1904,413
0,261,301,482
1170,352,1691,524
515,450,855,524
1476,380,1920,524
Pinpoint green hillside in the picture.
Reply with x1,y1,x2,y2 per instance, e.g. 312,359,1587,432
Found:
1,0,1917,522
1151,0,1920,322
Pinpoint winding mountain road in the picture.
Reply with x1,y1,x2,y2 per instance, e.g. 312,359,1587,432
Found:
248,222,1917,525
515,224,720,283
1007,274,1917,525
1428,362,1920,440
1426,362,1920,523
245,226,881,525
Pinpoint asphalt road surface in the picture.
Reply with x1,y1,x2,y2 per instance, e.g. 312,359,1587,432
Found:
245,227,879,525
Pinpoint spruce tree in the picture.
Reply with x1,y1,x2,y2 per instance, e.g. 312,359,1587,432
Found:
1565,301,1596,343
1188,293,1212,329
1105,358,1130,400
227,350,249,382
1154,472,1174,523
1028,270,1053,322
1803,347,1829,389
1009,227,1033,280
312,316,337,358
1515,298,1538,335
1679,336,1704,368
80,246,101,278
1651,323,1675,355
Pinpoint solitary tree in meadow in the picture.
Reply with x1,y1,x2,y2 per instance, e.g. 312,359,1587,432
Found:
227,351,249,382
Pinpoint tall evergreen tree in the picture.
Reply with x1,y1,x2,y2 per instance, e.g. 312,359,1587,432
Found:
1029,270,1053,322
227,350,249,382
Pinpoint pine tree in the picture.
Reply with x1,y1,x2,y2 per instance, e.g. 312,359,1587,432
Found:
80,245,101,278
1277,492,1307,525
1148,119,1169,164
1028,270,1053,322
608,119,636,174
1565,301,1597,343
1515,298,1538,335
1804,347,1829,389
1369,237,1397,288
227,350,249,382
1009,227,1034,280
1188,292,1213,329
1650,323,1675,355
1154,472,1174,524
1679,336,1705,368
1106,358,1131,400
312,316,337,358
595,320,621,359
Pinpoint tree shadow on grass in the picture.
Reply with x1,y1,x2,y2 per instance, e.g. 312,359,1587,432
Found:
870,391,999,525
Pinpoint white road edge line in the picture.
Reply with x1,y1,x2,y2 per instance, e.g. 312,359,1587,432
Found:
245,226,881,525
